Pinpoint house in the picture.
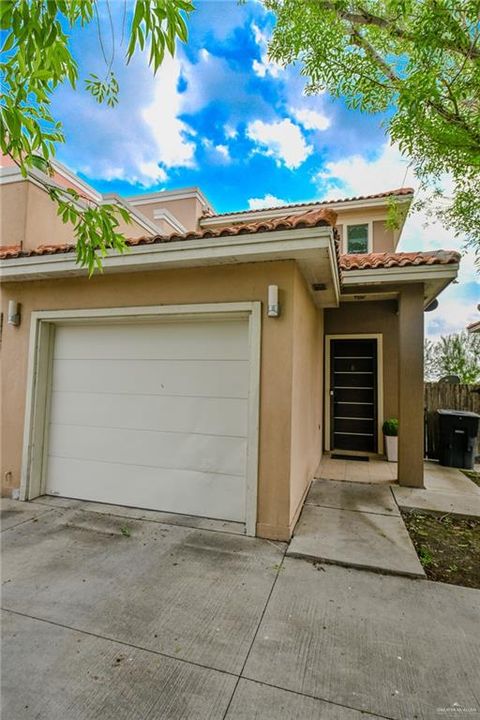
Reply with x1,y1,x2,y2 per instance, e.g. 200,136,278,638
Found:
0,160,460,540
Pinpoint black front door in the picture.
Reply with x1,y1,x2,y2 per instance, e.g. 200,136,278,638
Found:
330,338,378,453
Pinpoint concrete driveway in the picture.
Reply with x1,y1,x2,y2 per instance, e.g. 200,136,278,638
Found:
2,498,479,720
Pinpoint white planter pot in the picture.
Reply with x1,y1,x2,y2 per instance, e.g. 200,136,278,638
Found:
385,435,398,462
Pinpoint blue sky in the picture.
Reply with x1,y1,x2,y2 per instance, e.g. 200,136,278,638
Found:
51,0,478,339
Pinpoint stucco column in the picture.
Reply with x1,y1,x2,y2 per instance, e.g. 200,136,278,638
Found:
398,284,425,488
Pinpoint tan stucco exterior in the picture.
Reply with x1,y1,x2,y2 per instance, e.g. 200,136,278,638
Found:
1,259,325,540
130,196,205,233
1,167,455,537
288,267,324,530
0,179,151,252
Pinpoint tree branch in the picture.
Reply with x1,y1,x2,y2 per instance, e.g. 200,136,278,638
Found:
350,28,400,85
316,1,480,60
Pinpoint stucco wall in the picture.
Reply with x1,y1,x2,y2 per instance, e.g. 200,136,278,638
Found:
0,260,300,540
0,182,28,248
1,180,147,252
336,208,397,254
131,197,203,232
289,267,324,528
324,300,399,424
372,220,396,253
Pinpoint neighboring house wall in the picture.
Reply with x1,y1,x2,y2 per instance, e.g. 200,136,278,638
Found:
0,180,149,251
24,181,77,251
0,260,301,540
324,300,399,423
289,266,324,529
129,197,204,233
0,182,28,248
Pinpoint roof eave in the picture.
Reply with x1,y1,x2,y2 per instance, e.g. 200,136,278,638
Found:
200,194,414,227
0,225,341,308
341,262,460,307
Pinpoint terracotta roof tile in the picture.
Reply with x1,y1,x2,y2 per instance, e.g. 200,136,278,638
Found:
0,244,22,258
0,216,461,280
0,208,337,259
340,250,461,271
204,188,414,219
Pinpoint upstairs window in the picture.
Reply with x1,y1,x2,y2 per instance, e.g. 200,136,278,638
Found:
346,223,369,254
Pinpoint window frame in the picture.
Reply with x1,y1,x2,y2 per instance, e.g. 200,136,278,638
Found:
342,219,373,255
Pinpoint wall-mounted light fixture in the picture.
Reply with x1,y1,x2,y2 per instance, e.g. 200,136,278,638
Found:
7,300,21,327
267,285,280,318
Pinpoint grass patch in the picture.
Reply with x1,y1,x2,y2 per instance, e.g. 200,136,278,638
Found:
401,510,480,589
461,469,480,487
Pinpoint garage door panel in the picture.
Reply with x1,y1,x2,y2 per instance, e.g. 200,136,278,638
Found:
45,317,252,523
51,359,249,399
54,320,249,361
48,424,247,477
47,457,245,522
49,392,248,437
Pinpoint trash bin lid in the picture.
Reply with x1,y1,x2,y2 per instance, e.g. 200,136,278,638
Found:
437,409,480,418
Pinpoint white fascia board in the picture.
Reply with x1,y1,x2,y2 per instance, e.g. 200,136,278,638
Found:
50,160,102,201
0,166,23,183
127,186,213,212
342,263,459,286
0,166,97,211
101,194,162,235
342,262,459,306
200,196,413,227
0,225,338,285
0,163,101,203
152,208,187,234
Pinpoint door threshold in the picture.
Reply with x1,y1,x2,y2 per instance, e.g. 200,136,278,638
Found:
331,453,370,462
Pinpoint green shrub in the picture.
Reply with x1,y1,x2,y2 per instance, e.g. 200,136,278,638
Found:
383,418,399,436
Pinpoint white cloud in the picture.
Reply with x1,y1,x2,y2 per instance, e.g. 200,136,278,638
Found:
247,118,313,169
136,161,168,184
251,22,283,79
248,193,288,210
141,54,196,171
315,141,479,339
215,144,230,160
426,290,479,340
290,107,330,132
316,142,410,198
224,125,238,140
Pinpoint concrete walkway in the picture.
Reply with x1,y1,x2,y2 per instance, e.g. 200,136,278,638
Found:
2,497,480,719
288,480,425,577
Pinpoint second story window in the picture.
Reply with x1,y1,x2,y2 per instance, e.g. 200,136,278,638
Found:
346,223,369,254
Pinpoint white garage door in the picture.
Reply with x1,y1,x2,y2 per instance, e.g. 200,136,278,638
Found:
45,318,250,522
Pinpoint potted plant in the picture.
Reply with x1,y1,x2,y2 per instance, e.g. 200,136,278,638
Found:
383,418,398,462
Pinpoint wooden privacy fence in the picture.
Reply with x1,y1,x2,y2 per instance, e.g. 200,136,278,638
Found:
424,382,480,459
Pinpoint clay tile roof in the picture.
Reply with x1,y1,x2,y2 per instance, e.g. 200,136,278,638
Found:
0,244,22,259
0,207,337,260
340,250,461,271
205,188,414,219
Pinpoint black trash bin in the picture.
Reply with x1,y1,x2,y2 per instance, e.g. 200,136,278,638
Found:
437,409,480,469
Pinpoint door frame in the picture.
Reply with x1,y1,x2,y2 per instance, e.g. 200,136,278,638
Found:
20,302,262,536
324,333,384,455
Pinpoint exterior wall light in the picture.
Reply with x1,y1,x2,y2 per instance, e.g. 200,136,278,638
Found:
267,285,280,317
7,300,21,326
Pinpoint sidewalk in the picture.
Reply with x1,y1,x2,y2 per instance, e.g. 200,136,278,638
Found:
287,479,425,577
289,459,480,576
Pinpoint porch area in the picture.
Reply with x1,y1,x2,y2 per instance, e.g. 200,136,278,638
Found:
286,456,480,577
316,455,479,495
